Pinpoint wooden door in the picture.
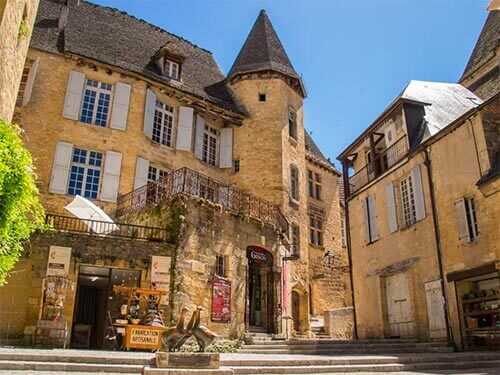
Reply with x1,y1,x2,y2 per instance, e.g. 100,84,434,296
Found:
425,280,447,339
385,272,414,337
291,291,300,332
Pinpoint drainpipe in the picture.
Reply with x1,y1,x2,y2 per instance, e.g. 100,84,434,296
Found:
423,148,453,344
342,160,358,340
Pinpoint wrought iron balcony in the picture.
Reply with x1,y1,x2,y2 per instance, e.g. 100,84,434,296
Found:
45,214,168,242
348,136,408,197
116,167,289,233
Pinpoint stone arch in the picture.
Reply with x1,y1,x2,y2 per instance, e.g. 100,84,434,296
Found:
290,282,310,334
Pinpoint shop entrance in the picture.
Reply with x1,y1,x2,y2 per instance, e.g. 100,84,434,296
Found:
71,265,141,349
247,246,274,333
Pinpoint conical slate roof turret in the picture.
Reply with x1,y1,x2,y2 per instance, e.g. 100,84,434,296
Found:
228,10,305,96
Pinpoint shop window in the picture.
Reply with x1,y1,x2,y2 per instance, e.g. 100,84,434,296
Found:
215,255,226,277
152,100,174,147
67,148,103,199
80,79,113,127
309,216,323,246
290,165,299,201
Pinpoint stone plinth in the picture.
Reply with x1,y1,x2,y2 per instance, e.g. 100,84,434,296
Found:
145,368,234,375
155,352,220,369
324,306,354,339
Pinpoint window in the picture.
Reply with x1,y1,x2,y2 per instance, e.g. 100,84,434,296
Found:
15,60,33,106
202,124,218,166
147,166,167,183
290,166,299,201
259,93,266,102
400,175,416,227
455,197,479,242
233,158,240,173
291,224,300,256
340,218,347,248
152,100,174,147
200,184,216,201
165,59,180,80
80,79,112,127
288,108,297,139
364,195,378,243
215,255,226,277
309,216,323,246
67,148,103,199
308,170,321,200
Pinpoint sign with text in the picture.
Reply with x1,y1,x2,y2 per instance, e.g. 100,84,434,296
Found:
211,278,231,323
247,246,271,266
151,256,171,305
127,327,161,349
46,246,71,277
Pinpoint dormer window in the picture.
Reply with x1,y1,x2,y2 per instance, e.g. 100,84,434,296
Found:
165,59,180,80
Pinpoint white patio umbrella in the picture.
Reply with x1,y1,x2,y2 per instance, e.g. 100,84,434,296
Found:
64,195,119,234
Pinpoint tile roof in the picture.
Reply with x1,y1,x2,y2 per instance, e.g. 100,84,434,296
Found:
31,0,241,113
460,11,500,81
228,10,300,80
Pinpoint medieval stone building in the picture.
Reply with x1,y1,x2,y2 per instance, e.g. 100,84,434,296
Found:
0,0,350,348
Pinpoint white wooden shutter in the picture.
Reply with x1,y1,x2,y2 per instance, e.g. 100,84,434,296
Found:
100,151,122,202
411,165,426,221
134,157,149,190
194,114,205,159
143,88,156,139
368,195,378,241
62,70,85,120
176,106,194,151
110,82,131,131
219,127,233,168
386,181,398,233
21,57,40,107
454,197,470,242
363,197,371,244
49,141,73,194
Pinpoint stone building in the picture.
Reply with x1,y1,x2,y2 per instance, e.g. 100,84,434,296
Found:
0,0,40,121
0,0,350,347
338,79,499,350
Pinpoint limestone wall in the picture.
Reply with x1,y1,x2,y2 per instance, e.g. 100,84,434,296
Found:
0,0,39,122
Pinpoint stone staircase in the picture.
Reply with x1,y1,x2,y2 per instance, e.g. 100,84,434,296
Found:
0,346,498,373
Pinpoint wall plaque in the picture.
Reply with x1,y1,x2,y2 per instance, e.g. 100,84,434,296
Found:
151,255,171,305
46,246,71,277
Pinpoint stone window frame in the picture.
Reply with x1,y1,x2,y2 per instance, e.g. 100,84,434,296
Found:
291,223,300,257
309,215,323,247
288,106,297,140
215,255,226,277
307,169,322,200
152,99,175,147
290,165,299,201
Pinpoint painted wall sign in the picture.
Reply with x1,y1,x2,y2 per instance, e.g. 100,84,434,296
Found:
151,256,171,305
248,247,270,265
211,278,231,323
46,246,71,277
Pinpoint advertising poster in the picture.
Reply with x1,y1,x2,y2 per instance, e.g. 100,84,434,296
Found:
46,246,71,277
211,278,231,323
151,256,171,305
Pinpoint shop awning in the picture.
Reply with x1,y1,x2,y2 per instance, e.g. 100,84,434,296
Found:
64,195,119,234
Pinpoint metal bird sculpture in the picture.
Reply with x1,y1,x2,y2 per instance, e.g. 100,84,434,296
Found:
162,307,189,352
190,306,218,352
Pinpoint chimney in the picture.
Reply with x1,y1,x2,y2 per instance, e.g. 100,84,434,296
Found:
58,0,70,32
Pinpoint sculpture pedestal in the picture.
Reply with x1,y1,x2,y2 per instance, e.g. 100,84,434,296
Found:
145,352,234,375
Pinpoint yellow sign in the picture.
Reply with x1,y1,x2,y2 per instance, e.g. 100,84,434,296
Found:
128,327,160,347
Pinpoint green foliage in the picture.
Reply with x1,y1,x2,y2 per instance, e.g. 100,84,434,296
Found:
179,338,242,353
0,120,44,285
17,17,30,42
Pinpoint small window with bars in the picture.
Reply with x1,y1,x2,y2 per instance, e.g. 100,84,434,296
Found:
80,79,113,127
215,255,226,277
152,100,174,147
290,166,299,201
309,216,323,246
202,125,218,166
400,175,416,227
67,148,103,199
233,158,240,173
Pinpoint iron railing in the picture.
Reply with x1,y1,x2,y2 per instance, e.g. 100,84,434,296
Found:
116,167,289,233
348,136,408,196
45,214,168,242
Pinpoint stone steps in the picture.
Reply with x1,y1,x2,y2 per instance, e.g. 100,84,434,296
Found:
238,347,454,355
0,359,144,373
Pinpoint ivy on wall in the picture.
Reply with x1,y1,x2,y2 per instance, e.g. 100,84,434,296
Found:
0,120,44,285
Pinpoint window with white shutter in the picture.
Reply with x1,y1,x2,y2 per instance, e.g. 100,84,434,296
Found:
134,157,149,190
49,141,73,194
62,70,85,120
100,151,122,202
143,88,156,139
176,106,194,151
80,79,113,127
202,124,219,167
386,181,398,233
400,175,416,227
411,165,426,221
110,82,131,131
364,195,378,243
219,128,233,168
455,197,479,243
152,100,174,147
67,147,103,199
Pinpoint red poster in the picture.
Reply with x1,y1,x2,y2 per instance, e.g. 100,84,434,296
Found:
211,278,231,323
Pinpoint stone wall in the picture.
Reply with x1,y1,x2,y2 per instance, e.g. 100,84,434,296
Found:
0,0,39,122
324,307,354,339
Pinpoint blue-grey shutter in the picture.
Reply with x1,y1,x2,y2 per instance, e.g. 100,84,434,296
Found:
49,141,73,194
363,197,370,244
134,157,149,190
411,165,426,221
454,197,470,243
368,195,378,241
62,71,85,120
110,82,131,130
100,151,122,202
143,88,156,139
386,181,398,233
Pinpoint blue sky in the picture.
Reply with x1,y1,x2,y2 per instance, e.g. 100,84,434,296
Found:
93,0,489,166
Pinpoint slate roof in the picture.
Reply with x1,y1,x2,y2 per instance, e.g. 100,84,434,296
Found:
338,81,482,159
31,0,241,113
228,10,300,80
305,131,340,174
461,11,500,81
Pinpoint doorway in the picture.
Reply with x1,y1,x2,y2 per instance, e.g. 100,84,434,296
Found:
71,265,141,349
247,246,274,333
385,272,415,338
291,291,300,332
